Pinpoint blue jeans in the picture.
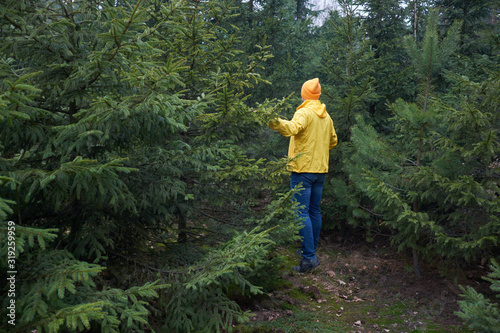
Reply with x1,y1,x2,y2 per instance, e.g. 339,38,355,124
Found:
290,172,326,261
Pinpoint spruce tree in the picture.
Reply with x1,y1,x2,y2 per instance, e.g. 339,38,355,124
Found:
456,259,500,332
348,8,500,277
348,9,457,275
230,0,319,104
315,0,379,231
0,0,301,331
363,0,416,121
319,0,378,138
434,0,497,55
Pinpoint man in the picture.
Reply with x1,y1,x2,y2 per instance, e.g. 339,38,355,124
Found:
269,78,338,273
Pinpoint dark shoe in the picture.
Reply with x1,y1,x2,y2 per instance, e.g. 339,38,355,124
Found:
293,258,320,273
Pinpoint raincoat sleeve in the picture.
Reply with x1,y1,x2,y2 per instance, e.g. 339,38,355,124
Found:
268,110,308,137
329,123,338,150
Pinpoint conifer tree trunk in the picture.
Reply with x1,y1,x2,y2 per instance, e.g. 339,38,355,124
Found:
410,0,430,279
412,71,431,279
296,0,306,20
413,0,418,41
178,213,187,243
249,0,254,27
404,9,461,279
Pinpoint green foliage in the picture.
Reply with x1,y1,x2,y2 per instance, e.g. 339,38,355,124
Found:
363,0,416,120
320,1,379,138
315,1,379,231
161,192,302,333
0,180,15,220
1,0,498,331
229,0,320,105
0,220,167,332
403,9,462,82
162,227,274,333
0,0,302,331
347,7,499,269
456,259,500,332
436,0,497,55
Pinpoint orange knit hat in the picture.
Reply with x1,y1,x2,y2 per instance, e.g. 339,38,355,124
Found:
301,78,321,100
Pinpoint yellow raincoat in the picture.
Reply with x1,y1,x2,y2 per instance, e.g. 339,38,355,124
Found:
269,100,337,173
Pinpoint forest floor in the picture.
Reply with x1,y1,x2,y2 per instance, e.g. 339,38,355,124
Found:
235,232,490,333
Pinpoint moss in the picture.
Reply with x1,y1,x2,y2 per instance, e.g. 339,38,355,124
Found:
286,287,310,302
246,309,347,333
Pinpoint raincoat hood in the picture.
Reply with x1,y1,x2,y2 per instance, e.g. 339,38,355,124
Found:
297,100,327,118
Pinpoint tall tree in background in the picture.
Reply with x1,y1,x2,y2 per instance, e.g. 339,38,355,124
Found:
314,0,378,232
364,0,406,61
435,0,496,55
231,0,319,104
408,0,434,41
319,0,378,143
296,0,310,20
434,0,498,100
225,0,323,164
363,0,416,122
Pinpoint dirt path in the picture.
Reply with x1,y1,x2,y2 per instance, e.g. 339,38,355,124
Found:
237,236,485,332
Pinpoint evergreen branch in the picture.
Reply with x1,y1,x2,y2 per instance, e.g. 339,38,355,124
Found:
184,226,275,291
82,0,146,91
129,55,188,109
358,205,385,217
111,0,144,60
2,13,22,31
20,302,108,333
206,0,235,34
109,250,188,275
457,260,500,332
435,20,462,65
2,11,74,63
199,210,242,227
0,222,59,264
